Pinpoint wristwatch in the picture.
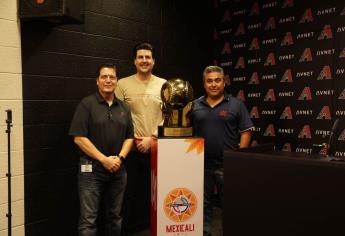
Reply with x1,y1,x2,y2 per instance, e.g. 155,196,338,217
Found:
118,155,125,162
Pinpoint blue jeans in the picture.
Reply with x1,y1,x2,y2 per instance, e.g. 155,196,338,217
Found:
78,158,127,236
204,167,224,236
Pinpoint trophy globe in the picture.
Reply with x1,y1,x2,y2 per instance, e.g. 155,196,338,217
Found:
159,78,193,137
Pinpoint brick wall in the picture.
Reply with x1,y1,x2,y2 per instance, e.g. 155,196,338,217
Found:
0,0,24,235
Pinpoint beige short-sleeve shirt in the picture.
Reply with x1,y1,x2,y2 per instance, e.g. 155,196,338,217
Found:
115,74,166,137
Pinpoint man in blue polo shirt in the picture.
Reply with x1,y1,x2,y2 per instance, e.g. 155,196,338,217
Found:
69,63,134,236
189,65,254,236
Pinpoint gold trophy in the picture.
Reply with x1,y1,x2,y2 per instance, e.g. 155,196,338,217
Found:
158,78,193,137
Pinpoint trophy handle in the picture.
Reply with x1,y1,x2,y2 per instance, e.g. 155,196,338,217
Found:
162,103,171,126
178,109,183,127
182,102,193,127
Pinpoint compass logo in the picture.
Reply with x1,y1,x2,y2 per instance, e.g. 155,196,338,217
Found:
164,188,197,222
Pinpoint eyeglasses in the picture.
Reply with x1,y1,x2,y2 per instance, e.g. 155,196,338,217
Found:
99,74,117,81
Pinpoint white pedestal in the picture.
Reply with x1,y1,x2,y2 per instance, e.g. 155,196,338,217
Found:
151,138,204,236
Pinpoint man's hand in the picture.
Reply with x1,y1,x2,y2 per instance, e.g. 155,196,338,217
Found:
136,137,152,153
100,156,122,173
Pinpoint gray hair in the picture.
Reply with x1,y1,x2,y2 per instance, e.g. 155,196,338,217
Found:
203,66,224,81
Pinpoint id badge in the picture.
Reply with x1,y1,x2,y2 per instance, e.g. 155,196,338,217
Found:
81,164,92,172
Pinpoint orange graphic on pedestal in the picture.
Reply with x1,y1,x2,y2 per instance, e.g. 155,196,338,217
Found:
185,138,204,154
164,188,198,222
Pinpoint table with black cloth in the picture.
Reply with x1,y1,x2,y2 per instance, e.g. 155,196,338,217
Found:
223,150,345,236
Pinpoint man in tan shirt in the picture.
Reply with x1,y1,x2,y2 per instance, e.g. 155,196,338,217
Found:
115,42,166,233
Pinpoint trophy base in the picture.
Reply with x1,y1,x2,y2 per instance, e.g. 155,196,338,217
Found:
158,126,193,137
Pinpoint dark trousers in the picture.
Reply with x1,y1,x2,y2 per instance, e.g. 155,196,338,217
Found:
204,167,224,236
121,151,151,234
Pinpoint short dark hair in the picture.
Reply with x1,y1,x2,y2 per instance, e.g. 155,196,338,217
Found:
96,63,116,78
133,42,155,59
